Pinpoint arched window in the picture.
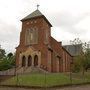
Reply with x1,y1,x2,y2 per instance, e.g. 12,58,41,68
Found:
22,56,26,67
28,55,32,66
25,27,38,45
34,55,38,67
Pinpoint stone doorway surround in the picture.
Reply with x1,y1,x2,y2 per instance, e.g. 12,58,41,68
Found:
19,47,41,68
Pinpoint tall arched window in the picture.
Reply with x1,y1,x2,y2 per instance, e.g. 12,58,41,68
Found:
22,56,26,67
34,55,38,67
25,27,38,45
28,55,32,66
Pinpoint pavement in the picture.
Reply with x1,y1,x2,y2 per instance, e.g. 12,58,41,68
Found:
0,85,90,90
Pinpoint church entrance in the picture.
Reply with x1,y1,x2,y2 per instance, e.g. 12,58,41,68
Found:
28,55,32,66
22,56,26,67
34,55,38,67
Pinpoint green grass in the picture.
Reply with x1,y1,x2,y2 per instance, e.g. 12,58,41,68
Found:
1,73,71,87
1,72,90,87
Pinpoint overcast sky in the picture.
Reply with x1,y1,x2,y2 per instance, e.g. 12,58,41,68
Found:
0,0,90,53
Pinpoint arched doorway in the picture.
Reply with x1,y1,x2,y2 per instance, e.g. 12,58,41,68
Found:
28,55,32,66
22,56,26,67
34,55,38,67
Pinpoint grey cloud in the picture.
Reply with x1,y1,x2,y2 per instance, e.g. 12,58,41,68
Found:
48,12,90,26
48,12,76,26
0,20,19,41
0,20,19,52
61,26,87,35
47,12,90,35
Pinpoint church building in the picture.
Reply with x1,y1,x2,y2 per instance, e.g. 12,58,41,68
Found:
16,9,72,73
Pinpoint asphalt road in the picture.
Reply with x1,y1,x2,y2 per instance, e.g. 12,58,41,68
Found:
0,85,90,90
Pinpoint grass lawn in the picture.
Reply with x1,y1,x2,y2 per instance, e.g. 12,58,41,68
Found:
1,72,90,87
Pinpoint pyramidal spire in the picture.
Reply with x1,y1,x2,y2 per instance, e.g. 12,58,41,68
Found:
21,7,52,27
21,9,43,21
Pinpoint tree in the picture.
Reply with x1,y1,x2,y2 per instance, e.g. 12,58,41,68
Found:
0,48,6,60
0,52,15,71
7,53,13,59
6,52,15,67
84,49,90,71
70,38,90,74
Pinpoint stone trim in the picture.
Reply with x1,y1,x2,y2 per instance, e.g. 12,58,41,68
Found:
19,47,41,68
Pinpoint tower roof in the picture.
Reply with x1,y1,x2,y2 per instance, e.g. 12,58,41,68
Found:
22,10,43,20
21,10,52,27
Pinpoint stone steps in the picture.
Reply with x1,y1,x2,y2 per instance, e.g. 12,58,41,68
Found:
16,67,48,74
0,66,49,75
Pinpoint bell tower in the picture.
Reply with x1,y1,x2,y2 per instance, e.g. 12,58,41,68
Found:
19,9,52,47
16,8,52,68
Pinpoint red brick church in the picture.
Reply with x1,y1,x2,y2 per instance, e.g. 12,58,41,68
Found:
16,9,72,73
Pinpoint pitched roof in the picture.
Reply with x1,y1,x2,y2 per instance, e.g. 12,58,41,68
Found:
63,44,82,56
49,37,72,57
21,10,52,27
21,10,43,21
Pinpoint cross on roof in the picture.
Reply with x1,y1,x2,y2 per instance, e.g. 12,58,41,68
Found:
37,4,40,10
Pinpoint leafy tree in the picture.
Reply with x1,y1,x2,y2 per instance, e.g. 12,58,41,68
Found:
72,57,81,72
7,52,13,59
70,38,90,74
84,49,90,71
0,57,11,71
0,45,15,71
0,48,6,60
0,52,15,71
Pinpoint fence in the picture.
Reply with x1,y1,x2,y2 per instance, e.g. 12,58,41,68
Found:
0,68,15,76
0,67,90,88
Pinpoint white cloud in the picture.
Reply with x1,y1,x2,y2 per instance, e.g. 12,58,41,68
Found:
75,16,90,31
0,0,90,53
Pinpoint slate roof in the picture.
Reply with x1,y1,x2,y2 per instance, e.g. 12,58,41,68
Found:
21,10,52,27
63,44,82,57
22,10,43,21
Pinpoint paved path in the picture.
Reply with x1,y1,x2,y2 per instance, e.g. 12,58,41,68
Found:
0,85,90,90
57,85,90,90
